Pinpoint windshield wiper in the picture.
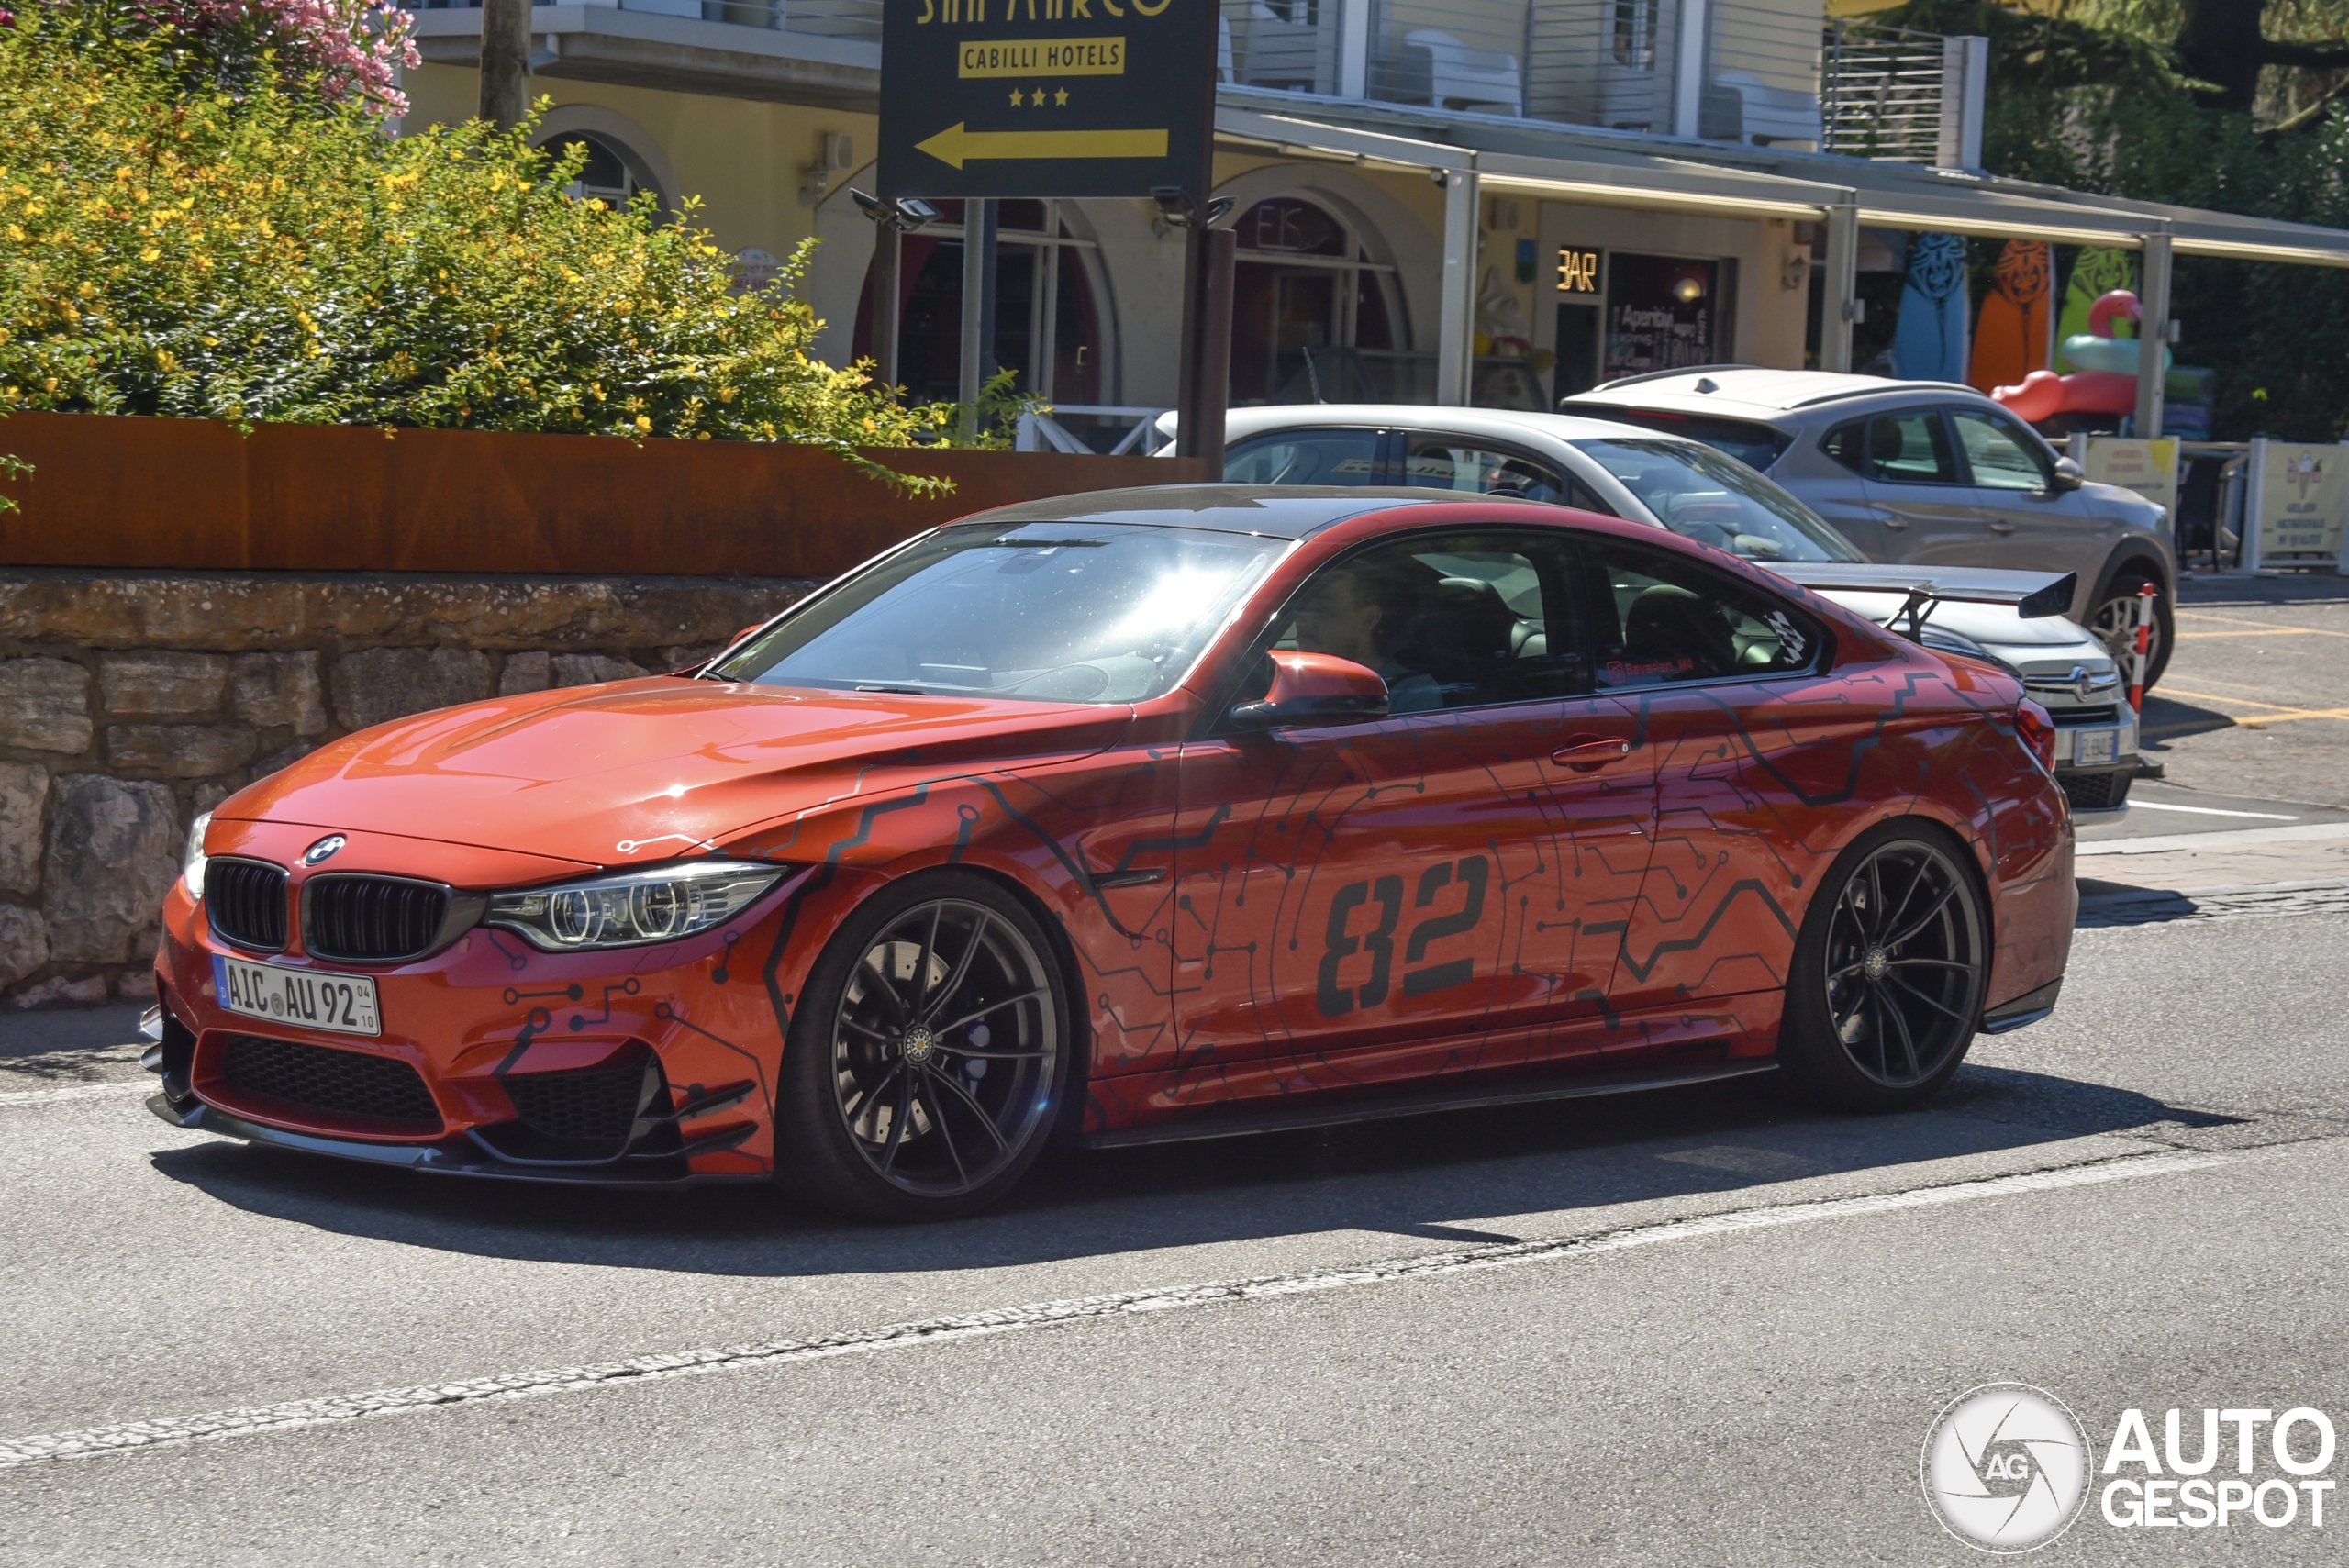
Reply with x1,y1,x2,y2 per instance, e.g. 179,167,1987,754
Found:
854,684,931,695
981,538,1108,549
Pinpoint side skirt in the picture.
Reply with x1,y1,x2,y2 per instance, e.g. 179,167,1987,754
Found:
1077,1059,1779,1151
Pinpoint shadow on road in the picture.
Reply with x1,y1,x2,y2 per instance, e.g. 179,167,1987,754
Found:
2140,691,2238,745
147,1062,2241,1280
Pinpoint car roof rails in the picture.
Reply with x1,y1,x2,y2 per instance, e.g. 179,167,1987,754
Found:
1585,364,1760,394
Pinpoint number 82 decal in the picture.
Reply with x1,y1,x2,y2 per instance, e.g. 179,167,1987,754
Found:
1315,854,1489,1018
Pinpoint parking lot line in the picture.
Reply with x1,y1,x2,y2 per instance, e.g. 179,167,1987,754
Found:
2156,687,2349,726
2175,610,2349,635
2124,800,2298,820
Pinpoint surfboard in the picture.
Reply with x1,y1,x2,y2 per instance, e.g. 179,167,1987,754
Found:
1892,232,1968,383
2055,247,2137,372
1967,240,2051,394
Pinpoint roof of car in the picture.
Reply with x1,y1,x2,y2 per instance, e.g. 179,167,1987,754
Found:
953,484,1551,540
1566,367,1985,419
1212,404,1668,447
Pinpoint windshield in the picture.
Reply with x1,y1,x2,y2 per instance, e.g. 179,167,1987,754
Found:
709,521,1288,704
1571,438,1862,563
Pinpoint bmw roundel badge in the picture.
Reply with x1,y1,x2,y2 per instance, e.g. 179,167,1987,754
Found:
303,834,346,866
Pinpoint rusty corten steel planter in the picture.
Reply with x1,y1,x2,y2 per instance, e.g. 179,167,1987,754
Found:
0,413,1208,578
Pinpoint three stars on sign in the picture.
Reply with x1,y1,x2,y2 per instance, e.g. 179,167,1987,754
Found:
1006,86,1074,106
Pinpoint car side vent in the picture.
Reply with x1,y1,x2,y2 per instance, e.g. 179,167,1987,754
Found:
205,859,289,951
304,875,452,963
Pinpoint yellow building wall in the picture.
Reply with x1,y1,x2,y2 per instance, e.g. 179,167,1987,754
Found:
397,65,876,266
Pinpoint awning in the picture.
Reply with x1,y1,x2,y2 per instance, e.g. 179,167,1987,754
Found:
1217,88,2349,267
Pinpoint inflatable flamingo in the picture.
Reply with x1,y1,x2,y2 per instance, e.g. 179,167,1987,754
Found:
1991,289,2170,423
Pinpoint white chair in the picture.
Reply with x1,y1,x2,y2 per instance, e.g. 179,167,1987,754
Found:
1700,71,1823,147
1400,28,1522,115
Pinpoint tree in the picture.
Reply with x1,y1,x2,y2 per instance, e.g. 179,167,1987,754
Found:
2093,0,2349,117
478,0,528,129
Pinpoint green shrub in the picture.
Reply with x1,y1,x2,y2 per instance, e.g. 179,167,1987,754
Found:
0,5,995,484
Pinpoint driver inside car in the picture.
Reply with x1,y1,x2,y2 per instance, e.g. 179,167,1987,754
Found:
1287,559,1442,715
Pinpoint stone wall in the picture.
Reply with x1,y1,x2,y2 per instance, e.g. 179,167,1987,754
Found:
0,569,818,1007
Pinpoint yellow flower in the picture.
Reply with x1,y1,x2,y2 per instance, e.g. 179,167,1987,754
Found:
634,415,651,434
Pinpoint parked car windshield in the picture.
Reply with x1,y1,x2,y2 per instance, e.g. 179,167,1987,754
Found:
1570,438,1863,563
710,521,1288,704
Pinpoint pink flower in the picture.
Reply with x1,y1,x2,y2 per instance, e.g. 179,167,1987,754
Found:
148,0,419,116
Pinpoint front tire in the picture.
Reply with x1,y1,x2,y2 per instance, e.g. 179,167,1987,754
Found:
774,873,1072,1220
1781,824,1988,1112
2089,570,2172,689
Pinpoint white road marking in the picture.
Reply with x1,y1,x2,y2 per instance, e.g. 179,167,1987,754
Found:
0,1080,152,1109
2125,800,2299,821
2078,822,2349,856
0,1147,2232,1471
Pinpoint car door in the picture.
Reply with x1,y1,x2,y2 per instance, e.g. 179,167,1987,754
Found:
1580,535,1875,1033
1813,417,1898,558
1855,406,1978,564
1946,405,2114,585
1169,525,1652,1098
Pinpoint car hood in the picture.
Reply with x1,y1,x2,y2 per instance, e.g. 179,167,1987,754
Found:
221,677,1133,871
1813,593,2103,651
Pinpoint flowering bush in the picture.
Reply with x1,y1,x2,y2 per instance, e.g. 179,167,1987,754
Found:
0,6,996,485
139,0,420,117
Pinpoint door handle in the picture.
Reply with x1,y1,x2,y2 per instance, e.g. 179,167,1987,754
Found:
1988,521,2017,534
1881,515,1909,530
1553,735,1631,771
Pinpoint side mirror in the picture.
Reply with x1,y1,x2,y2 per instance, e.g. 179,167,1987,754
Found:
1226,651,1390,732
2049,456,2085,494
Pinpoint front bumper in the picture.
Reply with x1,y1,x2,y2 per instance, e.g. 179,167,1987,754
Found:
148,855,852,1187
2046,704,2139,817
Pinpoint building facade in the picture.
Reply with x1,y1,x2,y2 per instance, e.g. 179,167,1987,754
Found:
399,0,2349,438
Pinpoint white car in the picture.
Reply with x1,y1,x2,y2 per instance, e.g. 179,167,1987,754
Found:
1155,404,2137,814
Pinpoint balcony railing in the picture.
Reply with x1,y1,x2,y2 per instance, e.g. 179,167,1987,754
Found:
1219,0,1977,165
1819,18,1951,163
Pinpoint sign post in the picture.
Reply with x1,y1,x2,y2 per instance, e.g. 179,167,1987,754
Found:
2245,438,2348,572
879,0,1222,455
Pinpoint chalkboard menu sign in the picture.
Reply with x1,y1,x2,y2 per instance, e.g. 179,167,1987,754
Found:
1603,253,1734,379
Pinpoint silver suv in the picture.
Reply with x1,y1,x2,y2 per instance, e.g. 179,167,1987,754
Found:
1564,368,2176,686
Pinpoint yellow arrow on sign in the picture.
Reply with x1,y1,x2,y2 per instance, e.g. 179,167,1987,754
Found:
916,122,1168,169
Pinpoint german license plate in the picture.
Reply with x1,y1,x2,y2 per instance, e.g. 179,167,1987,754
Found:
214,955,380,1038
2074,728,2119,766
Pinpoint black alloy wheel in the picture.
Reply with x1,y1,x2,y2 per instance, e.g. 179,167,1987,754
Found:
775,873,1070,1219
1782,826,1987,1111
2089,573,2172,689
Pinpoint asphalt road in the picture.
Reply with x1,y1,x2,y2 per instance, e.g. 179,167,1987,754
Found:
4,891,2346,1565
4,573,2343,1565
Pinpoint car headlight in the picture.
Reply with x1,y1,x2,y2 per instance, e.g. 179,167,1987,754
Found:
183,810,212,897
485,860,786,951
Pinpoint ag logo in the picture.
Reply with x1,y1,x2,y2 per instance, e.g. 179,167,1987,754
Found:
302,835,346,866
1921,1383,2088,1553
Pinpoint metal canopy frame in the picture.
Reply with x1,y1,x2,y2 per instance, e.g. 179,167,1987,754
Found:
1215,91,2349,422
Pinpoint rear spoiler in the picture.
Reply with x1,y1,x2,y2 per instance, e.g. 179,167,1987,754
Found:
1763,563,2078,635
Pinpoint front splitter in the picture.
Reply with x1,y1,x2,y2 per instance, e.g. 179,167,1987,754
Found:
147,1094,763,1190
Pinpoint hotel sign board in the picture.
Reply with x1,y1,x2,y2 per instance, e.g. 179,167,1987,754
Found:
878,0,1219,201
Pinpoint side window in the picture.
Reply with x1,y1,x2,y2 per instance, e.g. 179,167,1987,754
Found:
1399,439,1583,506
1587,541,1827,690
1865,412,1960,484
1223,428,1383,485
1822,419,1869,473
1950,408,2053,492
1241,530,1595,716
